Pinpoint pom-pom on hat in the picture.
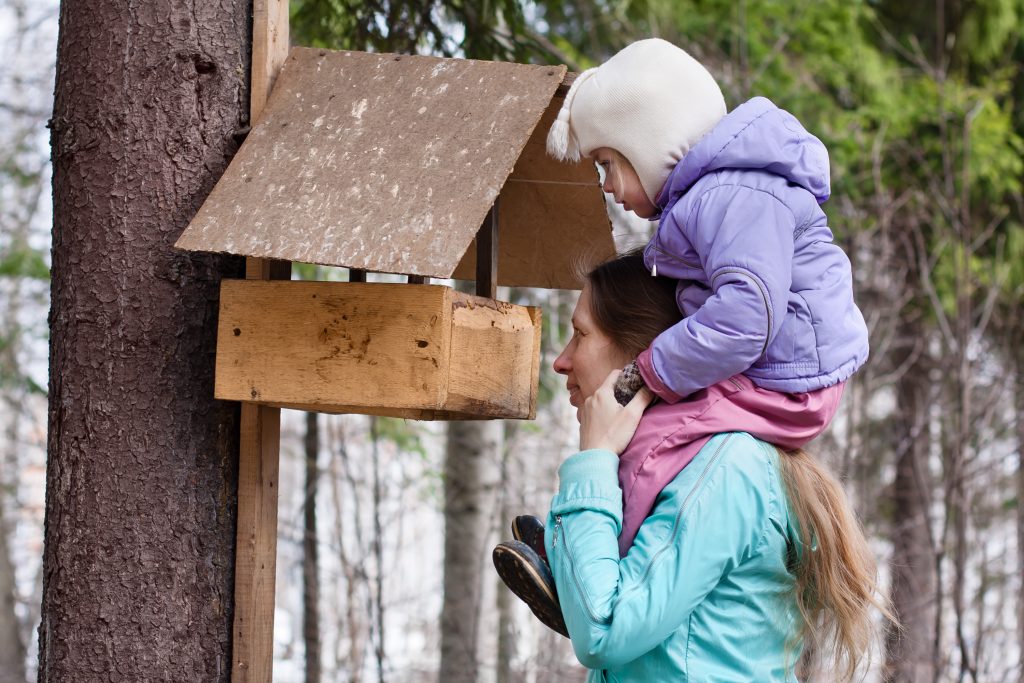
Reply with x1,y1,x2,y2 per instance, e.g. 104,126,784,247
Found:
546,38,727,203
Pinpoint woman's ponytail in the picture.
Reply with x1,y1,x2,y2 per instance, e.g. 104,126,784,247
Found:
777,448,898,681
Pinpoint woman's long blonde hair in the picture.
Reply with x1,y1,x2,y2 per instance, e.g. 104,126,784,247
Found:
778,448,898,680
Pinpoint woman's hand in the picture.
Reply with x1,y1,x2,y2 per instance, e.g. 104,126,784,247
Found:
579,370,654,454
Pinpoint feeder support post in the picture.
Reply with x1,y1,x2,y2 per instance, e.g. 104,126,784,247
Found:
476,199,499,298
232,1,289,682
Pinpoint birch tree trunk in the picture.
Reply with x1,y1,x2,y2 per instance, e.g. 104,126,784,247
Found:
0,185,28,683
40,1,248,679
0,503,24,683
1015,344,1024,678
304,412,322,683
440,419,502,683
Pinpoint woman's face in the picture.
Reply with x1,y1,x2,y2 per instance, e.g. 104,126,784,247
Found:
553,283,632,412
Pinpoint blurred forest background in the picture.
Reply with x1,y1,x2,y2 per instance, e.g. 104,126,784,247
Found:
2,0,1024,681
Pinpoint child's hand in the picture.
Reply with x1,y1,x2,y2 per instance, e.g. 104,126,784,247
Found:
579,370,654,454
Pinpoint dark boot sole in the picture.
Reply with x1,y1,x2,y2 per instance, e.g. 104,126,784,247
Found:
492,541,568,638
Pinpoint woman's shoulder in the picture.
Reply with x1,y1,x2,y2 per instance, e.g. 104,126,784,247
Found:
660,432,783,516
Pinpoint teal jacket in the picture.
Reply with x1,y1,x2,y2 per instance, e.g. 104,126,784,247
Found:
544,432,802,682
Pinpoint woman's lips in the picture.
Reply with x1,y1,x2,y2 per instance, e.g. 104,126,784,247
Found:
567,384,580,406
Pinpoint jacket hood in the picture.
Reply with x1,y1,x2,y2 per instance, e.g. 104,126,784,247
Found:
656,97,831,207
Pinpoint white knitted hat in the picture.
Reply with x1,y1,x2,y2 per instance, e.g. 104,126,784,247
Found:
547,39,727,202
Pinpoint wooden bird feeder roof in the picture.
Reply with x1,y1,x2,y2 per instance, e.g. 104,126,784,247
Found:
175,47,613,289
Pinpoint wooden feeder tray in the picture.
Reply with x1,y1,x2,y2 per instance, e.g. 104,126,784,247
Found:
216,280,540,420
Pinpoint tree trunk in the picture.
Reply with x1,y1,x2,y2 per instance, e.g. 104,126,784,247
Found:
495,424,518,683
1015,343,1024,678
0,200,28,683
884,325,937,683
304,412,322,683
0,503,25,683
440,419,501,683
40,1,249,680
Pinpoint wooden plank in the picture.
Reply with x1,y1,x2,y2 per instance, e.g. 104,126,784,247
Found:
216,281,453,411
445,290,540,418
526,305,542,419
215,281,541,419
233,1,289,682
451,91,615,290
232,403,281,683
475,202,498,299
249,0,290,126
256,402,491,421
175,48,566,279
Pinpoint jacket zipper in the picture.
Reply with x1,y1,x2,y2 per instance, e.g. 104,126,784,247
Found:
556,514,612,626
627,434,734,592
556,434,735,624
711,269,773,357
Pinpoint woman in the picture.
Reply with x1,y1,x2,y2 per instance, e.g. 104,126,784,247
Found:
495,252,891,681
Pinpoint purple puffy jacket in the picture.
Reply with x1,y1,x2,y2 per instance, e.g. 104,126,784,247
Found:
638,96,868,401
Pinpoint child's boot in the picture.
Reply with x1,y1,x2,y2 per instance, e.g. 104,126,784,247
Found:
492,540,568,637
511,515,547,563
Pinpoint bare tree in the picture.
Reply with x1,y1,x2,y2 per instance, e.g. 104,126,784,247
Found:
440,417,502,683
304,412,322,683
884,315,937,683
39,0,248,679
1017,348,1024,683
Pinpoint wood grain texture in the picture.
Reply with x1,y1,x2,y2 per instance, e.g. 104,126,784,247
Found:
249,0,289,127
217,281,452,409
232,2,290,682
446,291,540,418
233,403,282,683
215,281,540,419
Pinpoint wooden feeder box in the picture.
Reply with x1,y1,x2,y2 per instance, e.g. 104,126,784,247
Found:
176,47,613,420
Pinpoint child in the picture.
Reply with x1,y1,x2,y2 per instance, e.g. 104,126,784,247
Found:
493,38,867,631
547,37,866,552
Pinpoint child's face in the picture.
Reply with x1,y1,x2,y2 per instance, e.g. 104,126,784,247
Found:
552,283,631,420
592,147,657,219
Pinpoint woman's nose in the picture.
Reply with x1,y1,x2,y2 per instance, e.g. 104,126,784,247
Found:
552,346,571,375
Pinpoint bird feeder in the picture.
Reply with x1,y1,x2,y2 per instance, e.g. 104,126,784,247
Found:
175,47,613,420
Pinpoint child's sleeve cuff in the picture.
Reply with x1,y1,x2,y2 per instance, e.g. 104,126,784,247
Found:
637,347,684,403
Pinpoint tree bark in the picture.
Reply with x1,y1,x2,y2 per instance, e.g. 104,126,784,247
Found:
40,1,249,680
304,412,322,683
440,419,501,683
884,321,937,683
